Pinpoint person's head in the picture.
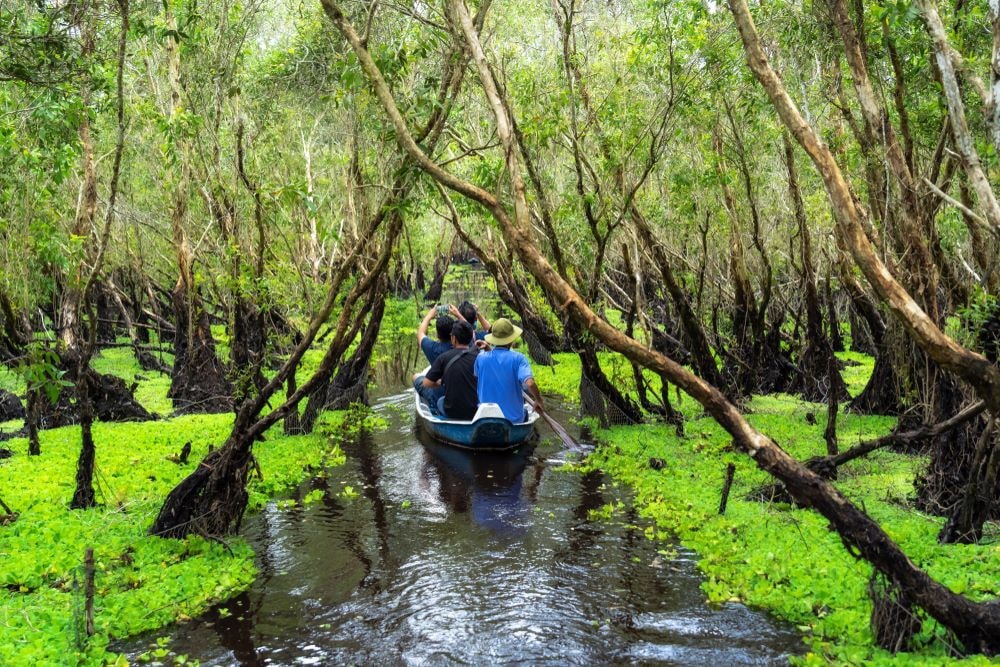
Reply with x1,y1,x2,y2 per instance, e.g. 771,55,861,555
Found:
435,315,455,342
450,320,474,346
458,300,477,325
484,317,523,348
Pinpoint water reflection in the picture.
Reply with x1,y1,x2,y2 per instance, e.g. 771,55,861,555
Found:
419,432,534,537
118,393,803,665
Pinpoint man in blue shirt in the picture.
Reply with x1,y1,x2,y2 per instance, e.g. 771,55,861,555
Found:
417,305,455,364
413,305,454,405
474,318,544,423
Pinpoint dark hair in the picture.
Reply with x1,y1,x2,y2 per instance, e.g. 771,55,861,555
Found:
435,315,455,341
458,300,477,325
451,320,474,345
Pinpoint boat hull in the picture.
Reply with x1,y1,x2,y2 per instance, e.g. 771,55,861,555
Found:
414,389,538,451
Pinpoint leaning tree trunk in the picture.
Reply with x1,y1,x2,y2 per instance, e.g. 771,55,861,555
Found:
323,290,386,412
568,321,644,427
445,210,565,359
328,1,1000,650
150,431,254,538
300,288,386,432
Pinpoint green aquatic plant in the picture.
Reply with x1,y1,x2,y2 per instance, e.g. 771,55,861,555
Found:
585,380,1000,665
0,404,347,665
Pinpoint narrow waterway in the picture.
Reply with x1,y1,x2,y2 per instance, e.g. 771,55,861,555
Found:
122,390,803,665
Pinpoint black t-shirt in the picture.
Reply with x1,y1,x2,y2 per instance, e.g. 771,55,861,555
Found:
425,348,479,419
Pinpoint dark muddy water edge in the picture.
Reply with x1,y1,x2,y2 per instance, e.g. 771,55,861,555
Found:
120,391,803,665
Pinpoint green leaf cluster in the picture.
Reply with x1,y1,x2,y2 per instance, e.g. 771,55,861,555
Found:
580,354,1000,665
0,366,350,664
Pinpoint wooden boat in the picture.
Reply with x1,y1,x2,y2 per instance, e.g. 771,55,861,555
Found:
413,377,539,451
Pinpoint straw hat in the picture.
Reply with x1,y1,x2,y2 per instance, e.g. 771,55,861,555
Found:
485,318,523,346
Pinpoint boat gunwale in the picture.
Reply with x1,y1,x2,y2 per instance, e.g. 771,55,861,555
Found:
412,388,538,451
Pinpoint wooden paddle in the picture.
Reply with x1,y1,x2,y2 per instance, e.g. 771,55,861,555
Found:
524,391,582,451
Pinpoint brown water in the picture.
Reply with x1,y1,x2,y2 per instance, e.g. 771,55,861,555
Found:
120,389,803,665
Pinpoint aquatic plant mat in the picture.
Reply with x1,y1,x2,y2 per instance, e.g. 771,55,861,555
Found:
565,351,1000,665
0,383,355,665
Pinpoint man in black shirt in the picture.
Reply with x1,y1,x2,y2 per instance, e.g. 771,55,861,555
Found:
422,320,479,419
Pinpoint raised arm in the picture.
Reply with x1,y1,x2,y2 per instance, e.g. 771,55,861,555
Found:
417,305,436,345
474,303,491,332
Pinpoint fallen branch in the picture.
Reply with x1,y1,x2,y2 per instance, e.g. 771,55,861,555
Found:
807,400,987,474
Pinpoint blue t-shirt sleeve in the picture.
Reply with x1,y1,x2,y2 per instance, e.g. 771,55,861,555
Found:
516,353,533,386
422,338,451,363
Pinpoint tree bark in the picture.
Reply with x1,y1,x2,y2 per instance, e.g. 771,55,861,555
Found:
917,0,1000,237
320,1,1000,650
163,4,232,415
783,133,846,402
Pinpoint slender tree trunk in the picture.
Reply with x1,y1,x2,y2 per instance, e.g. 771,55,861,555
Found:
69,369,96,509
163,6,232,414
826,274,845,353
917,0,1000,237
784,133,846,402
323,1,1000,649
26,389,40,456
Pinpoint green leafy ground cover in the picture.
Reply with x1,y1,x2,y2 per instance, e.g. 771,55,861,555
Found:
562,352,1000,665
0,350,364,665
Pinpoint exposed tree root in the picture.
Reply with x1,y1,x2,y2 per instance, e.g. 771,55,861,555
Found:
35,365,152,430
869,572,922,653
0,389,24,422
168,284,233,415
149,438,251,538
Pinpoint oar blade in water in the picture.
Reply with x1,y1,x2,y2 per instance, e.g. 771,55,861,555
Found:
525,392,584,452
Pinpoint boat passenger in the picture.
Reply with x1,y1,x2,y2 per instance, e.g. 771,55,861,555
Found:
421,320,479,419
417,305,455,364
454,300,491,341
412,305,455,405
474,318,544,422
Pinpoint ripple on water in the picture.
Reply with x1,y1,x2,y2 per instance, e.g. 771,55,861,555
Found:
117,393,803,665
